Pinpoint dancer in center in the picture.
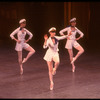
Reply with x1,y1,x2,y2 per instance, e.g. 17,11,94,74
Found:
43,27,72,90
59,18,84,72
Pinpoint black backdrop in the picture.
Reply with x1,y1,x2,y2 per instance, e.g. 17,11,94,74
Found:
0,2,100,52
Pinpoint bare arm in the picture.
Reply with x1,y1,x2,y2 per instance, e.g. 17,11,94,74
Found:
25,28,33,43
56,32,72,40
55,35,68,40
59,27,69,36
75,27,84,40
10,28,21,43
43,34,48,49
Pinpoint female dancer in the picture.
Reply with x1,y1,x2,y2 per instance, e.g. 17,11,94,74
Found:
59,18,84,72
10,19,35,75
43,27,71,90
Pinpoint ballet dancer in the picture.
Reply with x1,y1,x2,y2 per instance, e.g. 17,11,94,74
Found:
43,27,72,90
59,18,84,72
10,19,35,75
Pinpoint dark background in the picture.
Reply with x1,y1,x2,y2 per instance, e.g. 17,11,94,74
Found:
0,1,100,52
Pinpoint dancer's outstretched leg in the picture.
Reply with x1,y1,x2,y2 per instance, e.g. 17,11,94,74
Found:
71,45,84,64
22,46,35,63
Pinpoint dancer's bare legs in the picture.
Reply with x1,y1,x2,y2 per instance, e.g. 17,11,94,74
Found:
71,45,84,64
17,51,23,75
52,56,60,75
68,49,75,72
22,46,35,63
47,61,54,90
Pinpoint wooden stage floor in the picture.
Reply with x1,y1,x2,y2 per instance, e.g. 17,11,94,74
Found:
0,47,100,99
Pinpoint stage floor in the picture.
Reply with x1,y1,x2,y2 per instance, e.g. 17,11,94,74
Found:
0,47,100,99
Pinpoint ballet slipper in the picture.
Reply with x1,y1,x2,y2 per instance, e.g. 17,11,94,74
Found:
72,66,75,72
50,82,54,90
20,68,23,75
71,57,75,64
22,58,27,64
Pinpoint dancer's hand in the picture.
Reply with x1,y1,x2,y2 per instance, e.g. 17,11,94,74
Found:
24,38,30,43
75,36,81,41
44,34,48,41
17,40,21,43
75,38,79,41
43,34,48,48
24,40,28,43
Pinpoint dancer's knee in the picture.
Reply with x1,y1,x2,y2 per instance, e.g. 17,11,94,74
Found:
32,49,35,54
55,62,60,66
30,49,35,54
81,48,84,54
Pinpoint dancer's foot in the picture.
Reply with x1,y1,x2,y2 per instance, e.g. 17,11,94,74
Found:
50,82,54,90
72,66,75,72
20,68,23,75
71,57,76,64
52,68,56,75
22,58,27,64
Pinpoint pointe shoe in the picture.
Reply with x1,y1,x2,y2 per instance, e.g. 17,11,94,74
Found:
52,68,56,75
50,82,54,90
22,58,27,64
72,66,75,72
71,57,75,64
20,68,23,75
